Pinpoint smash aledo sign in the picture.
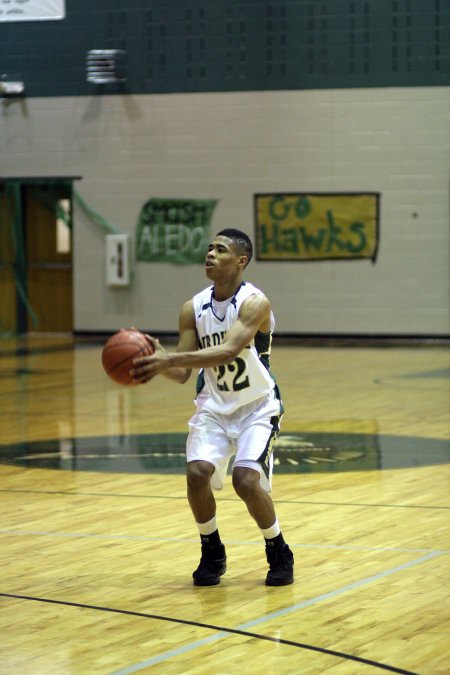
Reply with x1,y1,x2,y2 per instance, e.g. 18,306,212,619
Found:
254,193,380,262
136,198,217,265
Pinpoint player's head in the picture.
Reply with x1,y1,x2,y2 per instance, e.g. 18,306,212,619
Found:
216,228,253,268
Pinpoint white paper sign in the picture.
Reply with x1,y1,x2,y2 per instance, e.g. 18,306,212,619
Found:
0,0,65,21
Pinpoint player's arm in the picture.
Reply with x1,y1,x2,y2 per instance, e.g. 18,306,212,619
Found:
136,300,197,384
181,293,271,368
132,294,270,383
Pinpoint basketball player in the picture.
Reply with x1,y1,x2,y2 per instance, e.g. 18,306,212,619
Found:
131,229,294,586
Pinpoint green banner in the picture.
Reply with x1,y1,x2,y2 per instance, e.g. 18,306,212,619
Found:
255,193,380,262
136,198,217,264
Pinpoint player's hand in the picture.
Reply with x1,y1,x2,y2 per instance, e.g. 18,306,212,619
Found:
144,333,165,356
130,334,169,383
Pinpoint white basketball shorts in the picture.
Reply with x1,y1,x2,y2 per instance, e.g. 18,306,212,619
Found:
186,389,283,492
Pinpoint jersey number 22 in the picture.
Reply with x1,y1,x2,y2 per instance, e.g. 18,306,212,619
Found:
215,357,250,392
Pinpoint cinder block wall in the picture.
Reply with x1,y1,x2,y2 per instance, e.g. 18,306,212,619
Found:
2,87,448,335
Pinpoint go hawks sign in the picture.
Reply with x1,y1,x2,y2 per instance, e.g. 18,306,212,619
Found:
136,198,217,265
255,192,380,262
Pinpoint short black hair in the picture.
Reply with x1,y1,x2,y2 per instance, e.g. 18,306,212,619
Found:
216,228,253,266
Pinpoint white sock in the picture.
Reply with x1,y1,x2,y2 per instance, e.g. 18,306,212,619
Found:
197,515,217,536
260,519,280,540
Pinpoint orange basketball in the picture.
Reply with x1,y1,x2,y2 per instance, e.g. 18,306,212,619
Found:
102,329,154,386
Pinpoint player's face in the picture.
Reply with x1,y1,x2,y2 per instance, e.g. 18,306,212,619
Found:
205,236,245,281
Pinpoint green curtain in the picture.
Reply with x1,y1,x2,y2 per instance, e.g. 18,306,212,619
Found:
1,182,39,330
74,189,120,235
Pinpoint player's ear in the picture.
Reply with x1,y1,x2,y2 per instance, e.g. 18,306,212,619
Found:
239,255,248,268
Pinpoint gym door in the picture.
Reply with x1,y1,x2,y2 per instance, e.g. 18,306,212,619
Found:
26,188,73,333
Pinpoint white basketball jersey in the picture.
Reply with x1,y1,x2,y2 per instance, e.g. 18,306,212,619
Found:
192,281,276,414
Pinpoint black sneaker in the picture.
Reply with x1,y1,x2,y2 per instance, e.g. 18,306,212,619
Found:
265,543,294,586
193,542,227,586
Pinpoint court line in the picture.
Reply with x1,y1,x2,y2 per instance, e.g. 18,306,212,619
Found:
0,553,443,673
0,583,421,675
109,551,441,673
0,528,447,555
0,487,449,510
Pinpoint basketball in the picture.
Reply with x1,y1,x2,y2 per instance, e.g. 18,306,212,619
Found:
102,329,154,386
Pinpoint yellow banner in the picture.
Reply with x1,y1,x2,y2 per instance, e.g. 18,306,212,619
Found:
255,193,379,261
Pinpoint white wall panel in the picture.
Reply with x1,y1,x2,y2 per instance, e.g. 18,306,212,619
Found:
1,87,448,335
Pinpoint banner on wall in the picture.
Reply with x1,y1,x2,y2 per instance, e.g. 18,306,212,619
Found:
0,0,65,21
136,198,217,265
254,193,380,262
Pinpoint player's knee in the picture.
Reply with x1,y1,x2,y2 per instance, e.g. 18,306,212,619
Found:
232,467,260,500
187,460,214,491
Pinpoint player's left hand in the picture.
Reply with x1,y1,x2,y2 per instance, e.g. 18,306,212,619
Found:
130,334,170,383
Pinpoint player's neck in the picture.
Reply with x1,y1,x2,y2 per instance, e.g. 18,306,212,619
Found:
212,278,244,301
